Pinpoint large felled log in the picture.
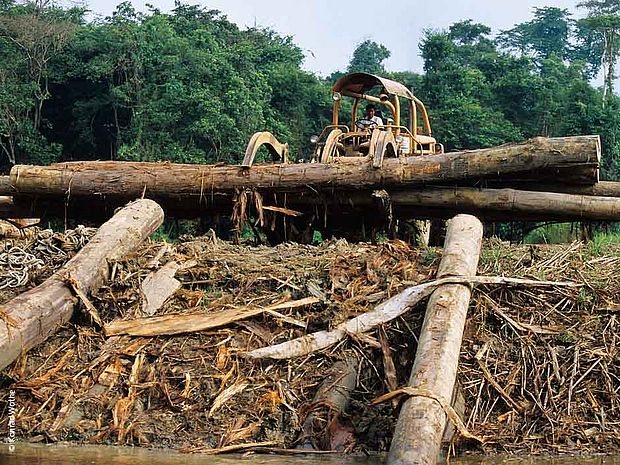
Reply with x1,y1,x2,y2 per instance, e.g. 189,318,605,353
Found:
8,136,600,199
388,214,483,465
293,187,620,222
0,199,164,371
7,182,620,225
389,187,620,221
491,180,620,198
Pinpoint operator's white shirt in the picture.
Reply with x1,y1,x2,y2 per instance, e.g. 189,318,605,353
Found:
370,116,383,125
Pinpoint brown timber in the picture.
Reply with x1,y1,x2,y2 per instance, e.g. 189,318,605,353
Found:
487,180,620,197
388,187,620,221
8,136,600,198
0,199,164,371
289,187,620,221
5,183,620,225
388,214,483,465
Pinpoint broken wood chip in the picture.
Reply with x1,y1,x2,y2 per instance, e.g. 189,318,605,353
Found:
104,296,320,337
139,261,182,317
208,381,248,417
64,273,103,328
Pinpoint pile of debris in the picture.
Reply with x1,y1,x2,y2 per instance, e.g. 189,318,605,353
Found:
0,225,96,301
1,231,619,456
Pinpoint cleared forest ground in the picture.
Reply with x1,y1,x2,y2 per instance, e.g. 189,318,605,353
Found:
0,231,619,456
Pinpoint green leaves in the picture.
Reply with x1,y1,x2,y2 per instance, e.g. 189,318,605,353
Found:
347,40,391,75
0,0,618,187
497,7,572,60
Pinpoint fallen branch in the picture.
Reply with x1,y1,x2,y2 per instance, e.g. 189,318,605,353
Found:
372,387,485,443
104,296,320,337
245,276,577,360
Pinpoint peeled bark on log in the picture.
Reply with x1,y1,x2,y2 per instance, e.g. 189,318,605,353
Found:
8,136,600,198
388,214,483,465
0,199,164,372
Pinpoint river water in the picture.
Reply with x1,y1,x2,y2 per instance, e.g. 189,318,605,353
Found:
1,444,619,465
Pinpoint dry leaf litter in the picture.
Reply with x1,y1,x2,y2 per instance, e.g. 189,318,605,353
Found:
0,231,619,456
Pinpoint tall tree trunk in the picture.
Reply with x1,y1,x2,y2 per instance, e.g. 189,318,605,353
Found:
606,30,616,102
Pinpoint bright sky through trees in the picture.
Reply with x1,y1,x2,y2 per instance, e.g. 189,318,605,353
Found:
84,0,582,76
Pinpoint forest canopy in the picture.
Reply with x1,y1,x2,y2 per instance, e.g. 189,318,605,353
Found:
0,0,619,180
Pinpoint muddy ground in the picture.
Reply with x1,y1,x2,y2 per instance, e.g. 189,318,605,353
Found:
0,229,619,456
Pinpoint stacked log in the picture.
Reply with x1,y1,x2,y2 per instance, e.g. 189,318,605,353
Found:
1,135,617,228
5,136,600,198
5,186,620,224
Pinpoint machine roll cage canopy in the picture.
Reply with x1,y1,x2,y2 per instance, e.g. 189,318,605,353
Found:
331,72,432,138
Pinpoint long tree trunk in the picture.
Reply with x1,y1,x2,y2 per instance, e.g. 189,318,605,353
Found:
0,199,164,372
478,180,620,197
8,136,600,198
388,214,483,465
388,187,620,221
292,187,620,222
5,184,620,224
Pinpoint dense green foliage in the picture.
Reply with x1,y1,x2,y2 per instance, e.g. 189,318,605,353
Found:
0,0,619,185
0,0,333,167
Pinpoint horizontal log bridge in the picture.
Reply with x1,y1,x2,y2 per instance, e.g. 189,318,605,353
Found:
6,185,620,223
0,199,164,371
387,186,620,221
6,136,600,198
